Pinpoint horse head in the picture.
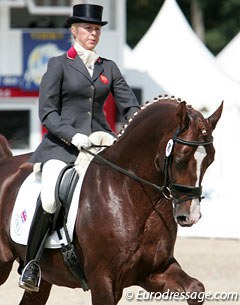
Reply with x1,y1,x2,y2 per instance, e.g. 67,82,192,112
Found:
154,99,223,226
118,97,223,227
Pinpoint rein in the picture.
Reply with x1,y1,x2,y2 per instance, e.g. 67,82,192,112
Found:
83,130,213,205
82,147,165,193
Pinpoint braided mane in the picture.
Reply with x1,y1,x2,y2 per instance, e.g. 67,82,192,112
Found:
117,94,183,138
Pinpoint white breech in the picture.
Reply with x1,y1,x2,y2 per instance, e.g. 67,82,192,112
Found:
40,159,66,214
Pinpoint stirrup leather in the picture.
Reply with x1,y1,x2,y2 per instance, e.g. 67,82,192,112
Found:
19,260,41,292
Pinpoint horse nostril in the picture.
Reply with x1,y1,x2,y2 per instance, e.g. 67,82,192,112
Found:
177,216,187,223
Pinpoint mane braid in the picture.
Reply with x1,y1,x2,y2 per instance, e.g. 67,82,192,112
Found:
117,94,183,138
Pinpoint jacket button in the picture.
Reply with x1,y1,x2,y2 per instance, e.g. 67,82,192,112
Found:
89,98,92,102
88,111,91,116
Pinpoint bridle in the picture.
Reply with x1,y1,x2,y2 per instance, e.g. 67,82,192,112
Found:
163,129,213,205
83,128,213,205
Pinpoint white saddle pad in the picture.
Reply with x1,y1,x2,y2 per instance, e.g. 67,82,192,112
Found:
10,167,87,249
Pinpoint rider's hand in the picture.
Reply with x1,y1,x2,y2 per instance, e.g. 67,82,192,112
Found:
71,133,91,150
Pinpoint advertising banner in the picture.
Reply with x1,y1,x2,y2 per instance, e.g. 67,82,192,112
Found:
0,31,71,91
22,31,71,91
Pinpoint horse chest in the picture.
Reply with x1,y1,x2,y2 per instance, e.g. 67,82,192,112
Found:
140,212,177,270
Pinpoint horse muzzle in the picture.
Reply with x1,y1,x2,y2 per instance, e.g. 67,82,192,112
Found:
173,198,202,227
168,182,202,226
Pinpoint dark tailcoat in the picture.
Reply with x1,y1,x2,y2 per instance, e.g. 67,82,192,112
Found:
30,47,140,163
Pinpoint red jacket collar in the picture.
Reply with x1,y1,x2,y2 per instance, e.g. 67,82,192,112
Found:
66,46,77,60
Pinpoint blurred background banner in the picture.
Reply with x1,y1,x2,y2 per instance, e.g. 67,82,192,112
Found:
0,31,71,91
22,31,71,90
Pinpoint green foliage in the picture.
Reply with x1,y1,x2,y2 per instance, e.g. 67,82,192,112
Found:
127,0,240,55
199,0,240,53
127,0,162,48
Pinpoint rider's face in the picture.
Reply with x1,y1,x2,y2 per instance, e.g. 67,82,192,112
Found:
71,23,102,50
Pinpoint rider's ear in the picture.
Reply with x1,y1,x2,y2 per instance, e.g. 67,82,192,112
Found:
207,101,223,130
176,101,190,131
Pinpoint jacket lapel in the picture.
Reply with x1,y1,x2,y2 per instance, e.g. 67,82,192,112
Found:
66,47,104,83
71,57,93,81
66,47,93,82
92,58,104,82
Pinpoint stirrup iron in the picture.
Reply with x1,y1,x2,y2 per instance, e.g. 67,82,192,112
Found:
19,260,41,293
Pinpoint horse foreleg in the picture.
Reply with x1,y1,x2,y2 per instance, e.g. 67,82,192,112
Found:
0,241,16,286
87,272,122,305
140,258,205,305
0,260,14,286
19,279,52,305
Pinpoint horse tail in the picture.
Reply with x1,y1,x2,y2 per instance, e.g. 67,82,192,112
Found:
0,135,12,161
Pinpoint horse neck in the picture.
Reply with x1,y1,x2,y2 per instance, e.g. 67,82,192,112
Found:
112,102,177,176
102,103,178,242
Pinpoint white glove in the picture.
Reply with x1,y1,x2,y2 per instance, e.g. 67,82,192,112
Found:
71,133,91,150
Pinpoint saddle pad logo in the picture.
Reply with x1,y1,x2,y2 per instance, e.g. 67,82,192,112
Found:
100,74,109,84
20,209,27,223
13,210,27,236
13,214,23,236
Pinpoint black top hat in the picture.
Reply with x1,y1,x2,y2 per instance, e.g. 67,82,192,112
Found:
65,4,108,28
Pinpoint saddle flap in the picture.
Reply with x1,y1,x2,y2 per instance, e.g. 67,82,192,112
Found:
56,166,79,213
53,165,79,231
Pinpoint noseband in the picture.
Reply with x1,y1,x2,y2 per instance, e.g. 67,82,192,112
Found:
163,129,213,205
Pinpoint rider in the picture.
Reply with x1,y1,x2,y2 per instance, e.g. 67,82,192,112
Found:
19,3,140,292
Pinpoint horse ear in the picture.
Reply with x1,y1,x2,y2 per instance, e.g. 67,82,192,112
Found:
176,101,190,130
207,101,223,130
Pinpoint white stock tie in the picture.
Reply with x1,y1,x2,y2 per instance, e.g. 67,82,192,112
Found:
74,41,99,76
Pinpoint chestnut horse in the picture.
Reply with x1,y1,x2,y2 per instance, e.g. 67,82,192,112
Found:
0,97,222,305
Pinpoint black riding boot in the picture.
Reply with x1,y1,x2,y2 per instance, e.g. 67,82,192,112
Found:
19,198,53,292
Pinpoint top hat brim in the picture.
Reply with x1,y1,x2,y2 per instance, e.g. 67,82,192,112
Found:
65,16,108,28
